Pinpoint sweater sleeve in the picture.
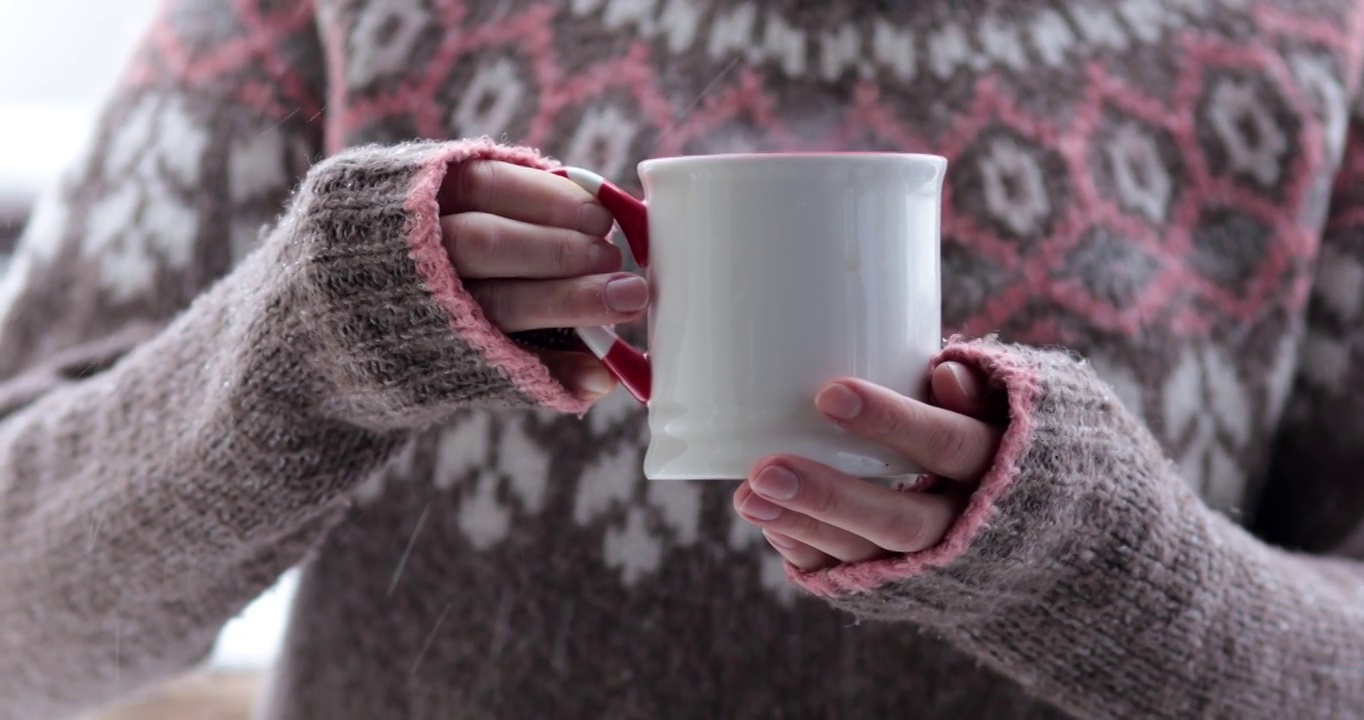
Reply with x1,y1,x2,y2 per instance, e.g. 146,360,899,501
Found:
0,9,584,720
0,145,587,717
785,335,1364,719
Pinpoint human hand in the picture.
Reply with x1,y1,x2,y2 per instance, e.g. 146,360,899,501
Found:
439,161,644,401
732,362,1006,571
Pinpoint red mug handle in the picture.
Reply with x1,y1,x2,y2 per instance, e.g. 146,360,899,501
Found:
550,166,653,404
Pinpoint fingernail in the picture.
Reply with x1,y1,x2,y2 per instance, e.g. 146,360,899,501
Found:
751,465,799,501
945,362,979,403
578,363,615,397
740,493,783,521
604,276,649,313
578,203,614,234
815,383,863,420
763,530,796,549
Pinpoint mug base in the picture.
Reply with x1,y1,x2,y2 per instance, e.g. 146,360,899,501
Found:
642,428,924,481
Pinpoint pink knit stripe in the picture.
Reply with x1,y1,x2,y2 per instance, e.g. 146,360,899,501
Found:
788,338,1041,596
402,138,591,414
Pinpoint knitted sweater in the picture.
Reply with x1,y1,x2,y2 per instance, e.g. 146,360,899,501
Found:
4,0,1364,717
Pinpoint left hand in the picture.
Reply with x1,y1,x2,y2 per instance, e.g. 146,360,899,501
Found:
732,362,1007,571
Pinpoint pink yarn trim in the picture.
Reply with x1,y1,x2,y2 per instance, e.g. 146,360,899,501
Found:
403,137,590,414
788,337,1042,597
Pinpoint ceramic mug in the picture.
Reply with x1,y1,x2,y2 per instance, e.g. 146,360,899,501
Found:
553,153,945,481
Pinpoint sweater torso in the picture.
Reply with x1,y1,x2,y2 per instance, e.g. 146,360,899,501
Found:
145,0,1364,717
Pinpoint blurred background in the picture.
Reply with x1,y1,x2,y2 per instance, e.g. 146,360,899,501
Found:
0,0,155,246
0,0,295,714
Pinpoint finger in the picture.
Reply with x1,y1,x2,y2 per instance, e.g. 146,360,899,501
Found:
440,160,615,235
930,362,983,416
931,362,1008,424
814,380,1001,482
466,273,649,333
733,481,887,563
442,213,623,279
538,350,617,401
748,458,968,554
762,530,840,572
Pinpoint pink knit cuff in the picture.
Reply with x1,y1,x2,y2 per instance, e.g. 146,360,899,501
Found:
788,336,1042,597
402,138,590,415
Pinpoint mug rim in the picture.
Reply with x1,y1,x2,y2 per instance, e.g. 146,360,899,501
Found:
639,151,947,174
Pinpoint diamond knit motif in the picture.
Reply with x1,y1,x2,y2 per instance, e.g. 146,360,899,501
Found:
305,1,1342,344
264,0,1359,561
109,0,1364,588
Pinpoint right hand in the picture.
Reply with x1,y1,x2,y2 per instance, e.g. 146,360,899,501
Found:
438,160,643,402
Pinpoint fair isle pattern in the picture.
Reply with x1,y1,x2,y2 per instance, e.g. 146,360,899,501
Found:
20,0,1364,577
296,0,1362,541
5,0,1364,717
82,94,209,301
0,192,60,337
0,0,324,379
313,1,1352,339
0,0,1344,575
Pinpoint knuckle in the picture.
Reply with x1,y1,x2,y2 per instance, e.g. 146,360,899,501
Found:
475,215,504,259
806,478,842,520
926,422,969,458
535,278,590,327
783,511,823,539
452,214,491,256
451,215,509,274
478,162,501,211
441,214,467,250
878,508,929,553
471,284,512,326
557,198,586,230
923,421,974,476
453,162,476,205
868,395,915,438
553,234,580,274
575,275,609,311
461,161,498,212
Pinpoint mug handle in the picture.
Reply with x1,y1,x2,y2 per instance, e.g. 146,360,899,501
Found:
551,166,653,404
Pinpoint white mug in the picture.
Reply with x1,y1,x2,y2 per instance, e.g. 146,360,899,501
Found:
553,153,945,481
